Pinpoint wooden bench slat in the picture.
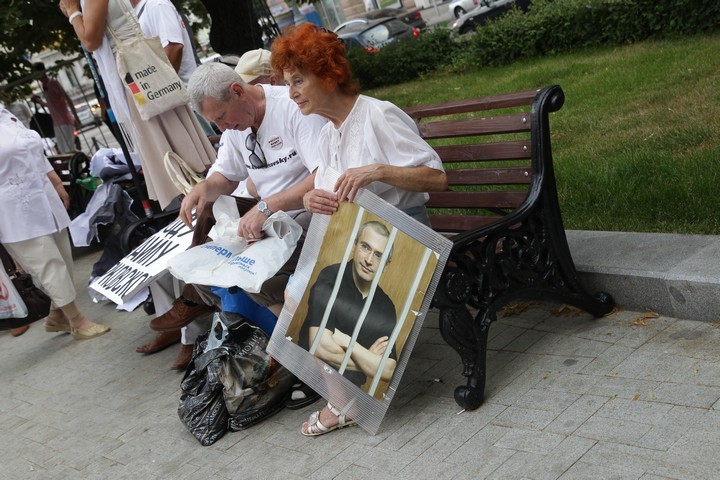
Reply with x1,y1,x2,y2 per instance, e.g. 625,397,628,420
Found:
427,191,527,209
428,215,500,233
416,113,531,139
434,140,531,163
404,89,540,118
446,167,532,186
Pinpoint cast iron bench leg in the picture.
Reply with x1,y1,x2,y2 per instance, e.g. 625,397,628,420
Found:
439,305,489,410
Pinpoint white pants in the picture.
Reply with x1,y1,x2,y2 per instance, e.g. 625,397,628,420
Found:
4,229,76,308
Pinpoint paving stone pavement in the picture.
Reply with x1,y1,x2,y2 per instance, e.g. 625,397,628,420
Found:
2,247,720,480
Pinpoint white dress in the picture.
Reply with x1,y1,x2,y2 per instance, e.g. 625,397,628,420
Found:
83,0,215,209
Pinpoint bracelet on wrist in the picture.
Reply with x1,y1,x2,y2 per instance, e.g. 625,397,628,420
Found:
68,11,83,24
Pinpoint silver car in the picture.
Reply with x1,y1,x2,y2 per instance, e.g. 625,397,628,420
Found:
74,103,101,127
451,0,530,35
448,0,479,18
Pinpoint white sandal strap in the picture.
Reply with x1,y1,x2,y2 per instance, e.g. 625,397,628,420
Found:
327,403,351,427
305,411,329,435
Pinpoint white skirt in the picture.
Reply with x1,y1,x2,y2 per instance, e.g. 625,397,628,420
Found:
125,92,216,210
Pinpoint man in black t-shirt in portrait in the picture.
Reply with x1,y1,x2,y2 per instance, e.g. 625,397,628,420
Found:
301,221,398,388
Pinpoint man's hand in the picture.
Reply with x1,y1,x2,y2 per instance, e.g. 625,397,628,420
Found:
238,207,267,240
179,182,208,229
368,336,389,356
332,328,351,350
303,188,338,215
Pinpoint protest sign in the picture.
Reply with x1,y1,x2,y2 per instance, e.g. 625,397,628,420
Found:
89,215,194,305
268,189,452,435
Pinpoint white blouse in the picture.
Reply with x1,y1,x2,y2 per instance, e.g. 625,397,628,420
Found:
0,109,71,243
315,95,444,210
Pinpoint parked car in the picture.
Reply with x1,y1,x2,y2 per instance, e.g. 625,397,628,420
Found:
451,0,531,35
74,103,101,127
364,7,428,31
337,17,419,52
334,7,427,34
448,0,479,19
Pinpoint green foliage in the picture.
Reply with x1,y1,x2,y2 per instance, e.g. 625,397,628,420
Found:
0,1,75,98
463,0,720,69
349,0,720,88
348,27,457,90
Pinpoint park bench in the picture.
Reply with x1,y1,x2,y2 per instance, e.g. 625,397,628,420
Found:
403,85,615,410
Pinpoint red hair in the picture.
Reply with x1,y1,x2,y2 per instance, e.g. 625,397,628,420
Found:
271,23,360,96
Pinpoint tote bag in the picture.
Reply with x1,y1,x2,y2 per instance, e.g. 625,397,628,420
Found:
109,1,189,121
0,267,28,321
0,245,51,330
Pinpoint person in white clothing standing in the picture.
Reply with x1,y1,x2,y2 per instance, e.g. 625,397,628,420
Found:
0,108,110,340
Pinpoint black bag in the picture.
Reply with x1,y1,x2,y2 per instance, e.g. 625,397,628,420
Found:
177,332,230,446
29,105,54,138
221,315,294,431
177,312,294,446
0,244,52,331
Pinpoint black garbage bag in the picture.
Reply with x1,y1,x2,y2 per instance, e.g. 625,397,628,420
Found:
219,314,295,431
177,312,294,445
177,333,230,446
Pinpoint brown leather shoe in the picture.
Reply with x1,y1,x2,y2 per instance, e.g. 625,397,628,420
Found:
149,297,214,332
10,324,30,337
136,330,181,354
171,344,194,370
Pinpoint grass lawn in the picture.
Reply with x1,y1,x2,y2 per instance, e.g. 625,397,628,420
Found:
367,32,720,234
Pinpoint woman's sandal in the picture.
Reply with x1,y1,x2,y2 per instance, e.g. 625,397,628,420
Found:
71,323,111,340
45,321,72,333
301,409,357,437
44,310,71,333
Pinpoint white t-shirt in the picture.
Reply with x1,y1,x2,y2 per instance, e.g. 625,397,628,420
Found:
210,85,327,201
0,109,71,243
315,95,444,210
134,0,196,85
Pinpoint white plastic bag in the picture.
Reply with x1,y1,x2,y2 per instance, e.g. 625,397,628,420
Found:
0,268,28,319
213,211,302,292
166,195,302,291
166,195,246,285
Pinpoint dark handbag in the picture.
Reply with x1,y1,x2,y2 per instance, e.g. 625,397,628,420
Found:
29,104,55,138
0,244,51,331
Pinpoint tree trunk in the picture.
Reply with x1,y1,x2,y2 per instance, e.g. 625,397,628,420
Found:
200,0,263,55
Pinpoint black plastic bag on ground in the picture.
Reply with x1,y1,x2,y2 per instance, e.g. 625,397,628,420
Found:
218,313,295,431
177,332,229,446
177,312,294,445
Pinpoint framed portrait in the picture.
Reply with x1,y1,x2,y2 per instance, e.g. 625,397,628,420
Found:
267,189,452,434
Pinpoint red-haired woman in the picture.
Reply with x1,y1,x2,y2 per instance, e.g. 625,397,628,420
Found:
271,23,447,226
271,23,447,436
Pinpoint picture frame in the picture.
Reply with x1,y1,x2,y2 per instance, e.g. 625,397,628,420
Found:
267,189,452,434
